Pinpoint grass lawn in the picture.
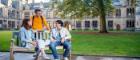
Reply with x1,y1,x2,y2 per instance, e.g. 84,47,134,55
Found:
72,31,140,57
0,31,140,57
0,31,12,51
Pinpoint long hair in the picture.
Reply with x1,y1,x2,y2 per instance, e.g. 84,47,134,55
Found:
21,19,31,30
64,21,70,30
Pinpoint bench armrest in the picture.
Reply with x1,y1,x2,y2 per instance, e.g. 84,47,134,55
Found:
10,39,16,47
11,39,16,42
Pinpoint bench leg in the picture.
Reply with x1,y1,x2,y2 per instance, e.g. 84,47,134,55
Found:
10,47,14,60
69,50,72,60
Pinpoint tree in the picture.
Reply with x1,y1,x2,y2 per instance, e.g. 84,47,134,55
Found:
54,0,114,33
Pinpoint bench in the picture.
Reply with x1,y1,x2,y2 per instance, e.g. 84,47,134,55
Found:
10,31,71,60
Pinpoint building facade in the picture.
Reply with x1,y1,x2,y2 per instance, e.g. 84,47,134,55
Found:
0,0,140,31
0,0,23,29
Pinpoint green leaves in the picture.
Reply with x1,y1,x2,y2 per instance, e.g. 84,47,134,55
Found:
54,0,113,19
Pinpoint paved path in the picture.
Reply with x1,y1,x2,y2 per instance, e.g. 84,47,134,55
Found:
0,52,140,60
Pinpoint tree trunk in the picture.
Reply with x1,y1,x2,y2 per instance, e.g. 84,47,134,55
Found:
99,15,108,33
98,0,108,33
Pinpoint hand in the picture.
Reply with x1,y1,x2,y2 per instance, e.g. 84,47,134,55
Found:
43,26,47,30
50,37,56,42
31,41,36,46
51,39,55,42
61,40,65,43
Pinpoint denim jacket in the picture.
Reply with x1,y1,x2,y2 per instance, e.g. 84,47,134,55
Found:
19,27,35,47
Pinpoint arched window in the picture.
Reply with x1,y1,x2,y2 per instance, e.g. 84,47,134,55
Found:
116,9,121,17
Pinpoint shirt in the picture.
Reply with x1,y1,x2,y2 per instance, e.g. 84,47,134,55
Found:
50,27,71,40
30,16,49,30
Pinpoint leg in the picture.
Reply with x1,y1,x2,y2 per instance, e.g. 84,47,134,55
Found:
35,46,39,52
33,44,40,58
49,41,61,59
37,40,50,59
37,40,45,55
40,48,50,59
35,40,39,53
35,50,41,60
63,40,71,58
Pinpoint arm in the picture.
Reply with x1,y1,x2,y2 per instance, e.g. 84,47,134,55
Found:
60,28,70,43
31,30,35,41
31,31,36,46
43,17,50,31
65,28,71,40
20,28,27,42
50,29,56,42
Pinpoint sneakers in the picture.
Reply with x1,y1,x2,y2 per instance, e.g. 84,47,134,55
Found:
54,57,68,60
42,54,50,59
54,59,60,60
33,52,41,57
64,57,69,60
33,53,37,57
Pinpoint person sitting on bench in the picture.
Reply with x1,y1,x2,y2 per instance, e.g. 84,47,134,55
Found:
19,19,36,48
50,20,71,60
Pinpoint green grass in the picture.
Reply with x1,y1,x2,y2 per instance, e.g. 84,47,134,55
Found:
0,31,12,51
0,31,140,57
71,31,140,57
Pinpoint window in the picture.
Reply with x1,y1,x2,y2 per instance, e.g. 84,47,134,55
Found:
92,21,98,28
127,8,135,17
127,0,135,6
24,12,30,18
126,20,135,28
127,0,130,6
0,20,2,24
76,21,81,28
24,12,30,16
8,10,16,19
85,21,90,28
107,11,113,17
108,21,113,28
116,9,121,17
0,8,3,17
8,21,12,28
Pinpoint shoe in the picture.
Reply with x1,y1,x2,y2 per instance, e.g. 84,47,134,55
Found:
33,52,41,57
54,59,60,60
33,53,37,57
64,57,69,60
42,54,50,59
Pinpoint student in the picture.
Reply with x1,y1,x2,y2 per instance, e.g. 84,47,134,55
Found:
19,19,36,48
30,9,50,59
30,9,50,31
64,21,72,31
50,20,71,60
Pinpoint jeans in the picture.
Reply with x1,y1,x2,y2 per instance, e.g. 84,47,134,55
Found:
49,40,71,59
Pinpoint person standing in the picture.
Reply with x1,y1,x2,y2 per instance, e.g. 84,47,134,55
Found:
30,9,50,59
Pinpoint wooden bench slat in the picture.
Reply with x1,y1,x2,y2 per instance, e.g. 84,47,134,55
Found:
13,46,34,52
13,45,64,52
44,46,63,50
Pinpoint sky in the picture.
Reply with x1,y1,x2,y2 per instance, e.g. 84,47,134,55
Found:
28,0,50,3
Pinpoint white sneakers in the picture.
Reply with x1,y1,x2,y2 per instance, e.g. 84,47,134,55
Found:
54,59,60,60
42,53,50,59
64,57,69,60
54,57,68,60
